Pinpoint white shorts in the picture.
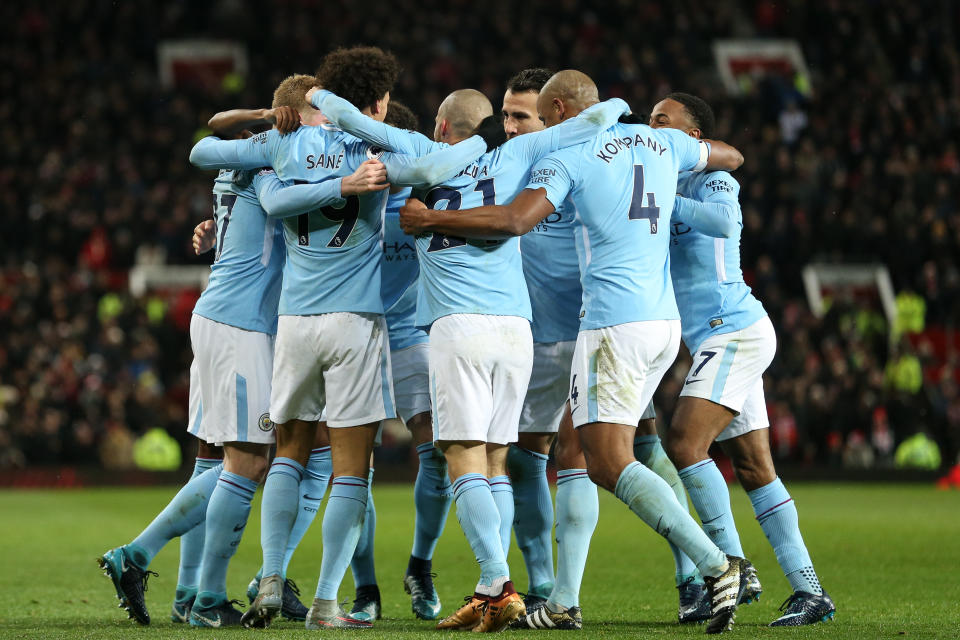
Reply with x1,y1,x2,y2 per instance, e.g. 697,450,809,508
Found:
391,342,431,424
270,313,395,428
519,340,575,434
190,314,276,445
430,314,533,444
680,316,776,441
569,319,681,428
187,358,204,439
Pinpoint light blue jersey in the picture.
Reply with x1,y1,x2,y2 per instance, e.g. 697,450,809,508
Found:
189,124,484,316
382,188,427,351
411,99,630,329
671,170,766,352
526,123,709,330
520,200,582,343
193,170,285,334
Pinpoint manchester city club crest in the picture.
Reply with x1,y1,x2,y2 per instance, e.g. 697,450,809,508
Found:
258,413,273,432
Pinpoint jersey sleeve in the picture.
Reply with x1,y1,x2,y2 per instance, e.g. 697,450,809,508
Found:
671,172,740,238
252,169,344,219
189,131,275,170
379,138,485,188
524,151,577,210
657,127,708,173
513,97,629,164
312,89,436,155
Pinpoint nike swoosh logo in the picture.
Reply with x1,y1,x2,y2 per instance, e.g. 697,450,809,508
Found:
194,613,221,627
303,494,324,501
233,523,245,532
684,378,702,385
570,405,582,413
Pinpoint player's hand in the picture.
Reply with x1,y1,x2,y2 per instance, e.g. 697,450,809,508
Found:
266,106,300,134
193,219,217,255
399,198,429,234
473,115,508,152
341,159,390,195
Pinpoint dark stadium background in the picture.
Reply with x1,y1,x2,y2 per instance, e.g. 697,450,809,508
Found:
2,0,958,483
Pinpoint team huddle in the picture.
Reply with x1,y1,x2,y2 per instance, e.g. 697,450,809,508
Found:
97,46,836,633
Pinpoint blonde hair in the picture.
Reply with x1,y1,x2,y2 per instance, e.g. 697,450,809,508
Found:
272,74,318,111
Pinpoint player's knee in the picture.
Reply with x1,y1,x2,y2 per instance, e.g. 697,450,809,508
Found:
554,438,584,471
584,460,619,492
732,454,775,491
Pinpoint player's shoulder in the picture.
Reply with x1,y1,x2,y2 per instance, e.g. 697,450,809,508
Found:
681,169,740,196
215,168,260,195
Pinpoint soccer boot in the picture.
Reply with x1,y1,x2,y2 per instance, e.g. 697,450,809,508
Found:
738,560,762,605
703,555,744,634
521,592,548,615
170,587,196,624
404,572,442,620
98,546,157,625
677,577,711,624
189,597,245,628
246,574,260,604
473,589,525,632
278,578,309,621
350,584,382,623
305,598,374,629
241,574,283,628
510,604,582,630
436,595,487,630
769,591,836,626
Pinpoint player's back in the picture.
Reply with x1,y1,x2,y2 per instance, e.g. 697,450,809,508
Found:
382,187,426,351
671,170,766,351
260,125,388,316
193,169,285,334
414,139,539,329
532,123,706,330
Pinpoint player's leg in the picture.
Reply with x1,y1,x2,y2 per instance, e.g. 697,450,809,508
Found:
634,408,707,622
349,450,380,622
305,312,394,629
395,342,451,620
190,441,269,627
720,393,835,625
574,320,745,633
172,439,224,623
488,442,514,560
512,404,589,630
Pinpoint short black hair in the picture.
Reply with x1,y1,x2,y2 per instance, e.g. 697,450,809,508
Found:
663,92,715,139
507,68,552,94
316,46,401,111
384,100,418,132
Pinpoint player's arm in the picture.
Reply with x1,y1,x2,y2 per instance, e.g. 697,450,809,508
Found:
701,139,743,171
399,153,574,238
399,188,556,239
519,98,630,160
189,131,274,171
207,107,300,137
378,143,482,189
672,173,740,238
661,127,744,173
310,89,435,154
253,161,389,218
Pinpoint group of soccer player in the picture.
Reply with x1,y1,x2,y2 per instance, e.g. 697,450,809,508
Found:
97,45,837,633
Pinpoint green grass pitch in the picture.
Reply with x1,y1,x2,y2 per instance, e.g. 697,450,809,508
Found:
0,483,957,639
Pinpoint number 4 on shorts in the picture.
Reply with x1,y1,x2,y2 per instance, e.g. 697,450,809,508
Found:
570,374,579,404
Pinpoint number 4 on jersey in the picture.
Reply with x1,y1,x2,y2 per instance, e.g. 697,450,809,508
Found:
628,165,660,233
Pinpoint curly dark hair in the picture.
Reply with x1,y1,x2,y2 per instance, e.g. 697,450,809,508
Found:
384,100,418,132
316,46,401,112
662,91,715,139
507,68,552,94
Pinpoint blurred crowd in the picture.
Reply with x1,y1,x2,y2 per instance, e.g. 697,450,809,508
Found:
1,0,958,471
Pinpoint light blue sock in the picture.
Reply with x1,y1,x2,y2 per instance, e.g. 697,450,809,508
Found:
281,447,331,576
350,468,378,588
411,443,452,561
489,474,514,558
749,478,822,595
315,476,369,600
508,446,555,595
453,473,509,588
195,470,258,607
176,457,222,590
548,469,597,609
127,462,222,570
634,436,701,585
261,458,304,578
678,459,744,557
615,461,728,578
